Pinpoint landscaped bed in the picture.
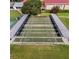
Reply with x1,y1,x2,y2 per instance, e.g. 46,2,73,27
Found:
11,45,69,59
10,10,21,28
57,13,69,29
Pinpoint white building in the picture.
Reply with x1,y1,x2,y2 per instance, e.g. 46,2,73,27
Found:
43,0,69,10
10,0,69,10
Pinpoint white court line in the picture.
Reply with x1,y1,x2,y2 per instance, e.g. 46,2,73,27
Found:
24,24,53,26
22,29,56,31
15,36,62,38
11,42,66,45
20,32,58,34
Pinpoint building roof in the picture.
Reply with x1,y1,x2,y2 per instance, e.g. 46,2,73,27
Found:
10,2,14,7
51,14,69,40
22,0,27,3
13,2,23,7
10,14,29,40
44,0,69,5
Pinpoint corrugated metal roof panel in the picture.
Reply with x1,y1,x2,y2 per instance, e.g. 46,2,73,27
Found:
51,14,69,40
44,0,69,4
13,2,23,7
10,14,29,39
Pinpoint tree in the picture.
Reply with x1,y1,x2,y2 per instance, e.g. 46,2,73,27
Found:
21,0,41,15
50,6,60,14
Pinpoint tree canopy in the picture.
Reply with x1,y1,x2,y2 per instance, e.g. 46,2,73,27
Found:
21,0,41,15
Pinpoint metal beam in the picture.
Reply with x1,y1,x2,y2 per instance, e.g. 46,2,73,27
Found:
51,14,69,40
10,14,29,39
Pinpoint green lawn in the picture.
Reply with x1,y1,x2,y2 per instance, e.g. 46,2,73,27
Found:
10,10,21,28
10,10,21,21
57,13,69,17
11,45,69,59
57,13,69,29
38,13,51,16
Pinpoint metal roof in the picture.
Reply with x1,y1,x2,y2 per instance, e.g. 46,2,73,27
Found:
44,0,69,5
10,2,14,7
13,2,23,7
10,14,29,39
51,14,69,40
44,0,69,4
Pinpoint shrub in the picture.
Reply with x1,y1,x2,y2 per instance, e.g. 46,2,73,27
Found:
21,0,41,15
50,6,60,14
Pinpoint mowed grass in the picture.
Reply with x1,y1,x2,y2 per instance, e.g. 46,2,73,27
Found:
57,13,69,17
10,10,22,28
11,45,69,59
57,13,69,29
38,13,51,16
59,17,69,29
10,10,21,21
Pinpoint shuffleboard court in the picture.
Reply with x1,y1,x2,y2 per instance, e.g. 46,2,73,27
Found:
11,16,66,44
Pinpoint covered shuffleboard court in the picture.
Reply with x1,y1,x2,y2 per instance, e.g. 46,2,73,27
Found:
11,16,68,45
